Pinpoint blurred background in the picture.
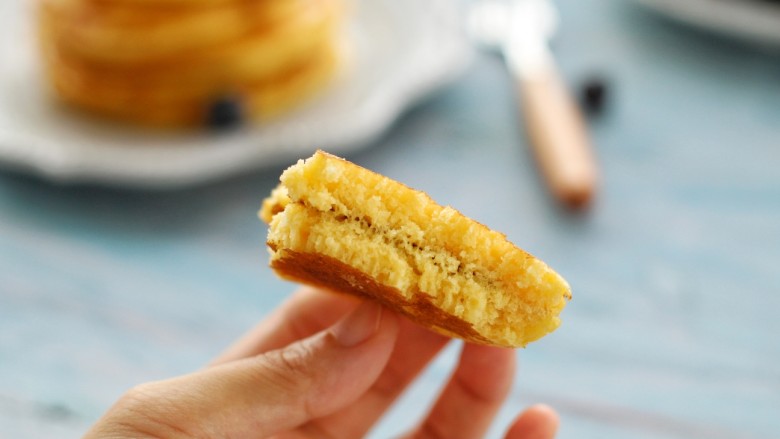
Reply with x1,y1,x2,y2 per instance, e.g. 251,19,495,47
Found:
1,0,779,437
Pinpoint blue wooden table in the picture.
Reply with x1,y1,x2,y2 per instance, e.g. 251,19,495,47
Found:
2,0,779,437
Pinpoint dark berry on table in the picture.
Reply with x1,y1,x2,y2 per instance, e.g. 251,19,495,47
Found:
580,77,608,116
207,95,243,130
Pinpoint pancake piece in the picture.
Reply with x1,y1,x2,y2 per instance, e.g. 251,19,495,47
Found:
260,151,571,348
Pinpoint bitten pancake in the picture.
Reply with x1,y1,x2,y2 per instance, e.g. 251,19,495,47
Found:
260,151,571,348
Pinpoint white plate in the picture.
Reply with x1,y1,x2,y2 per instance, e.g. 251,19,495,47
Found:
632,0,780,46
0,0,472,188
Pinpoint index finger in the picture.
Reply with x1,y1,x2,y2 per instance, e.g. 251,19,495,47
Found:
210,287,359,366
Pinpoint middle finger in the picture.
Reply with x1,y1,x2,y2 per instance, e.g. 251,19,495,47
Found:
298,317,450,438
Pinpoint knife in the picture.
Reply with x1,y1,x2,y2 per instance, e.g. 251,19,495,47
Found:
469,0,598,209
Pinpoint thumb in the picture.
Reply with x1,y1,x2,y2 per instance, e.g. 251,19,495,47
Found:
85,301,399,439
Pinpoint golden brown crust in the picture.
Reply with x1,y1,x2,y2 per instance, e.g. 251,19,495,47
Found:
271,249,494,345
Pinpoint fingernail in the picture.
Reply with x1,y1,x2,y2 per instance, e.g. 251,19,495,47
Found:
331,301,383,347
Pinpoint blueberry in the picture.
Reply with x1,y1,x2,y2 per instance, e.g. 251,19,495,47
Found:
580,77,608,116
207,95,243,130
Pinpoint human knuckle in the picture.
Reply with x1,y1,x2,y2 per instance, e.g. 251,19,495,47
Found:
262,342,318,391
109,383,194,439
454,372,502,406
370,364,405,400
274,343,315,378
116,383,158,413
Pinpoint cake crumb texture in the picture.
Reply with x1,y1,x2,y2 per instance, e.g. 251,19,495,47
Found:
261,151,571,348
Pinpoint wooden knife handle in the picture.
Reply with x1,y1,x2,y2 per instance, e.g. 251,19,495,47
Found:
518,68,598,209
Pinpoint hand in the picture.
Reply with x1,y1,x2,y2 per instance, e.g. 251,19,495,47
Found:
84,287,559,438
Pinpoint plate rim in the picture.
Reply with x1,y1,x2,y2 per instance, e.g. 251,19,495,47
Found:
0,0,473,189
631,0,780,46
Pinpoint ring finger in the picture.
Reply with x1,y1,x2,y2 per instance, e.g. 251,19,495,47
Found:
403,343,517,439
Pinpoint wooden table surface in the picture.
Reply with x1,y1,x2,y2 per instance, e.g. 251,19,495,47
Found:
2,0,779,437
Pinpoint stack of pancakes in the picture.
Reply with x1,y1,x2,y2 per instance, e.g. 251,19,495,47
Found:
38,0,346,128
